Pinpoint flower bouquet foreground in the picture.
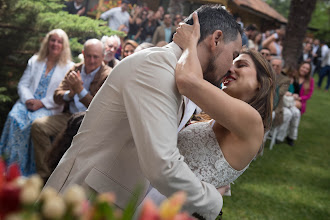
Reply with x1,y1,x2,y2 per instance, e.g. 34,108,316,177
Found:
0,159,195,220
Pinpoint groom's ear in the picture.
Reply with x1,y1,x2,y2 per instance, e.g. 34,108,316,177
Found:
211,30,223,50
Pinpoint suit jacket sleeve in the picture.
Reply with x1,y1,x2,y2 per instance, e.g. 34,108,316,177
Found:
122,51,222,219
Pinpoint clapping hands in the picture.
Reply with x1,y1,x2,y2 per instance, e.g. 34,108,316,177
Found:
66,70,83,98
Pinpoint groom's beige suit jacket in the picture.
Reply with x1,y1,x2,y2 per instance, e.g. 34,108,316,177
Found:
45,43,222,219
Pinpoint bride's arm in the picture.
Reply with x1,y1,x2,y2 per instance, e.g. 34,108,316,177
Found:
174,14,263,141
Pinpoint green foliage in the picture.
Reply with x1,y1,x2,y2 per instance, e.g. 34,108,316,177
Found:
0,87,12,103
223,75,330,219
309,0,330,43
265,0,291,18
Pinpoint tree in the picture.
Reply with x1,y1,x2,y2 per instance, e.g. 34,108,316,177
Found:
282,0,317,69
309,0,330,42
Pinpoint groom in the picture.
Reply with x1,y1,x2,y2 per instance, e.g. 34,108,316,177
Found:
45,5,242,219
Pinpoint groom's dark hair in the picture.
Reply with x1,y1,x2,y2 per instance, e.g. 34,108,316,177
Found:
184,4,243,44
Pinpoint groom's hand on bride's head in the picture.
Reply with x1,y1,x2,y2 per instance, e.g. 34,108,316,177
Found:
173,12,200,50
217,185,230,196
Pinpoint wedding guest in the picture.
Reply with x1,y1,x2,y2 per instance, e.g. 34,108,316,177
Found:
152,14,176,45
0,29,74,176
121,39,138,59
101,35,121,68
271,58,301,146
270,57,290,123
260,48,271,62
100,0,130,32
317,48,330,91
174,15,275,188
45,112,86,182
298,42,313,64
45,5,243,219
31,39,111,180
312,39,322,75
139,11,159,43
63,0,86,16
288,62,314,115
173,14,183,28
262,28,285,56
127,5,144,43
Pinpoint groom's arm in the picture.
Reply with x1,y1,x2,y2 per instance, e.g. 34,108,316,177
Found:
122,50,222,219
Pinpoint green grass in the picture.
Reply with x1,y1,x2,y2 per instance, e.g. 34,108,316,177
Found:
223,75,330,219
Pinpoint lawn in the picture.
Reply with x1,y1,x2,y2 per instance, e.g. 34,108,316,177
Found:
223,75,330,220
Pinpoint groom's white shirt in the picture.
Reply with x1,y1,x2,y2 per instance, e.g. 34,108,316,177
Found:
45,42,222,219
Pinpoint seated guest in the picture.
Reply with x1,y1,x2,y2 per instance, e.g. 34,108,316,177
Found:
271,58,300,146
63,0,86,16
0,29,73,176
101,35,121,68
287,62,314,114
121,39,139,59
45,112,86,182
31,39,111,180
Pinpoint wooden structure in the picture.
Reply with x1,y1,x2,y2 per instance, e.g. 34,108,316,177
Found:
182,0,287,31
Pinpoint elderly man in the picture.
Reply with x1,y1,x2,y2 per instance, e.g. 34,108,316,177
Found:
100,0,130,32
271,57,301,146
45,5,242,219
31,39,112,180
101,35,121,68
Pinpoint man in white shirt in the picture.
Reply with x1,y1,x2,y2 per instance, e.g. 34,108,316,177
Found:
100,0,130,32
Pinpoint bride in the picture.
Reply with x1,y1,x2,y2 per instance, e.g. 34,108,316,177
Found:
174,13,275,189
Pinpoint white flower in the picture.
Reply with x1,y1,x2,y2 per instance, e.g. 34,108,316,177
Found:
25,175,43,190
64,185,86,206
4,214,23,220
40,187,58,201
42,196,66,219
20,185,40,204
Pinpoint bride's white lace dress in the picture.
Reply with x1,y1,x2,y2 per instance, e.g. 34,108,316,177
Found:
178,121,250,188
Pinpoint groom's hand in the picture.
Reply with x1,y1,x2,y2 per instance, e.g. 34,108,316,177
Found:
217,185,230,196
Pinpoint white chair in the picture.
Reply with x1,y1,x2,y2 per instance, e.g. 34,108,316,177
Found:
264,126,279,150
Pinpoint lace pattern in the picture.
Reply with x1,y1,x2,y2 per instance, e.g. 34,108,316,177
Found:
178,122,249,188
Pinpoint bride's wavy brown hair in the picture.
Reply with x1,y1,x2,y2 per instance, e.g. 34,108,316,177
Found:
241,48,276,132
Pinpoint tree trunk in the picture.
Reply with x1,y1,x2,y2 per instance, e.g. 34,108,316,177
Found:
282,0,317,69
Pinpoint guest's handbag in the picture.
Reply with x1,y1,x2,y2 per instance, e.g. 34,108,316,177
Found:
283,95,295,108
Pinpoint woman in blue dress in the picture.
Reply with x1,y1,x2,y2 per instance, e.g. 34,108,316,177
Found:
0,29,74,176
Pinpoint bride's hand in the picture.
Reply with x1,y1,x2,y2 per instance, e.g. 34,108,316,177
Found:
173,12,200,50
175,13,203,96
